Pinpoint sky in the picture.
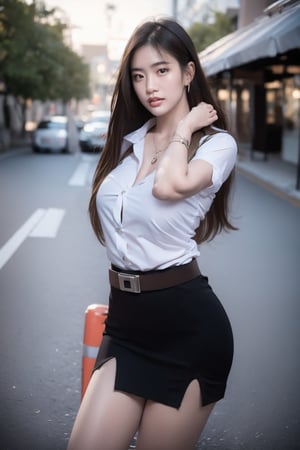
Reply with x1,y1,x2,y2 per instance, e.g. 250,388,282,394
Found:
44,0,239,48
44,0,173,47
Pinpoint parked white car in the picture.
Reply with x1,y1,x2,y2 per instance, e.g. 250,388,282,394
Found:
79,111,110,153
32,116,68,153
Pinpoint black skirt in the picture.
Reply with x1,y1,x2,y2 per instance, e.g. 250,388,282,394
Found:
94,273,233,408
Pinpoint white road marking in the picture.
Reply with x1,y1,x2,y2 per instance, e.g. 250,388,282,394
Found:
68,161,90,186
29,208,65,238
0,208,66,270
0,209,46,270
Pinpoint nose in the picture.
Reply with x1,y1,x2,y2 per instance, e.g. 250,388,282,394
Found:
145,75,157,94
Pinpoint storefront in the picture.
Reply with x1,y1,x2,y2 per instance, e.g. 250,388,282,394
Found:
199,0,300,186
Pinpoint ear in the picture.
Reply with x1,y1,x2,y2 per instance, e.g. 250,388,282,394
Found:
184,61,195,86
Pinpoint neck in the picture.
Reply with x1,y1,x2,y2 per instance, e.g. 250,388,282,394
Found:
154,103,190,138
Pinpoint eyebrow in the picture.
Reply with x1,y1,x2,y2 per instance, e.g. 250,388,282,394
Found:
131,61,170,72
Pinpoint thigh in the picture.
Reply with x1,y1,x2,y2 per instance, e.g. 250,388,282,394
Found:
135,379,215,450
68,358,145,450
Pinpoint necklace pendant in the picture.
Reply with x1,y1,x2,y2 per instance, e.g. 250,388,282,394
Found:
151,156,157,164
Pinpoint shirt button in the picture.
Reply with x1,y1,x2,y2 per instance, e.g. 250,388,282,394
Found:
116,227,122,233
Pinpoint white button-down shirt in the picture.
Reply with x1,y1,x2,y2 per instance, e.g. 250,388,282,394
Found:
96,119,237,271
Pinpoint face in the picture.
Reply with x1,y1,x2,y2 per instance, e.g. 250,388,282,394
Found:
130,44,192,117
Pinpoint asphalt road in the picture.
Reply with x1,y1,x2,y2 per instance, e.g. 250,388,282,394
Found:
0,144,299,450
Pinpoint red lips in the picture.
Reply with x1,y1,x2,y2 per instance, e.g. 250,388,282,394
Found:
148,97,164,107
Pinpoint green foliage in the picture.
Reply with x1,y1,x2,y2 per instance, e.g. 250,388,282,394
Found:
0,0,90,101
188,10,234,53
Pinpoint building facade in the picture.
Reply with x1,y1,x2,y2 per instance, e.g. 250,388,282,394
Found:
199,0,300,188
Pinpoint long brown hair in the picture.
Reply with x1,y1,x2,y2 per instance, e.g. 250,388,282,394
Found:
89,17,237,244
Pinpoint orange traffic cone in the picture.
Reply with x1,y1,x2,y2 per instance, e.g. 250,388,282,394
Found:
81,303,108,399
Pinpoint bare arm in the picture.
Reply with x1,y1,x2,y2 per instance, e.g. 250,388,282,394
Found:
152,103,218,200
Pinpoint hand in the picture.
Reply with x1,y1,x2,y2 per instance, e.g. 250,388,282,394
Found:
176,102,218,137
190,102,218,129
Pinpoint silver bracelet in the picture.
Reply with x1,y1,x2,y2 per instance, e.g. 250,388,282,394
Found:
170,136,190,150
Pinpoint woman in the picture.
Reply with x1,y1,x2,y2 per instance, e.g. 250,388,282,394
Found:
68,17,237,450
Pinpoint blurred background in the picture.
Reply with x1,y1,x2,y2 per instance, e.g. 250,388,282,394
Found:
0,1,300,449
1,0,299,178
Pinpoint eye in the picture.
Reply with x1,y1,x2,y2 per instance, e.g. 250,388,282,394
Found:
158,67,168,75
132,72,144,82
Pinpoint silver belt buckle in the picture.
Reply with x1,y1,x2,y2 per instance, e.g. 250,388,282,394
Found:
118,272,141,293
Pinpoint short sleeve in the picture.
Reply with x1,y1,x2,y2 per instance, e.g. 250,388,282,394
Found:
193,132,237,194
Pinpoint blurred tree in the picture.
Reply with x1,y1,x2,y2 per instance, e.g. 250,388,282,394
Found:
0,0,90,132
188,10,234,53
49,43,90,107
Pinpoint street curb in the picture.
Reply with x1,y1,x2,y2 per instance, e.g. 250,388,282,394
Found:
237,165,300,208
0,147,30,161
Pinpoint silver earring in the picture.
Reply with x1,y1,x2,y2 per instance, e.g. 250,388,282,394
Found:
187,83,190,94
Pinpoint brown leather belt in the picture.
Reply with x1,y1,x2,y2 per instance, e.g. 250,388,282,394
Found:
109,259,201,293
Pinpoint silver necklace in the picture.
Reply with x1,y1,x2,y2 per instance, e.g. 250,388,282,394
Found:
151,134,167,165
151,149,164,165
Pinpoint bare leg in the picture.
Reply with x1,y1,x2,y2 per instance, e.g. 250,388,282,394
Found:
67,358,145,450
135,379,215,450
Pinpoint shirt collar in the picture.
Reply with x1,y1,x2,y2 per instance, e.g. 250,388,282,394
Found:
121,118,156,155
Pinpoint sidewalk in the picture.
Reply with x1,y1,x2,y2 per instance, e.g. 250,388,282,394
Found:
236,146,300,207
